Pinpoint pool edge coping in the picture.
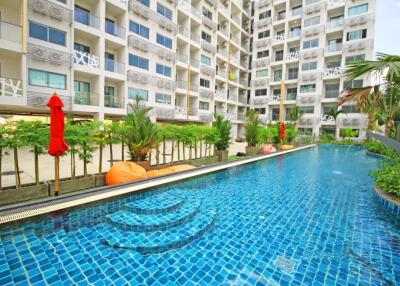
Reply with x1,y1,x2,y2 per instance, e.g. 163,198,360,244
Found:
0,144,316,225
373,187,400,219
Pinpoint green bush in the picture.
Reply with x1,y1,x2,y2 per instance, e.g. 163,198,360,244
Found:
245,110,260,147
370,156,400,199
340,128,358,139
213,114,231,151
319,133,335,143
284,125,297,144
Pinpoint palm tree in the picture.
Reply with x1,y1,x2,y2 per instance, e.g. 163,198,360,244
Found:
288,106,304,127
325,106,345,121
338,53,400,136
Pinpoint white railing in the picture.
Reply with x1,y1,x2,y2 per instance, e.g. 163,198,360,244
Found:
272,34,285,43
74,50,100,68
178,26,190,37
324,67,343,77
327,0,345,6
215,91,227,100
328,20,344,30
321,114,335,124
0,77,23,97
0,21,22,44
286,51,300,61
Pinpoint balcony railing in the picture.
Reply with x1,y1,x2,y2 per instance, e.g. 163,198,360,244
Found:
74,50,100,68
176,52,189,64
324,67,342,78
0,77,23,97
190,32,200,43
217,69,227,78
105,22,126,39
324,90,340,98
178,26,190,37
272,34,285,43
215,91,227,100
0,21,22,44
105,58,125,74
328,20,344,30
74,10,100,29
29,0,73,23
104,95,124,108
218,27,229,37
327,43,342,53
289,30,301,38
74,92,98,106
190,57,199,67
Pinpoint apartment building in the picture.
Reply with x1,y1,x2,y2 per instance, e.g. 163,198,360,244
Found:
0,0,375,139
251,0,375,139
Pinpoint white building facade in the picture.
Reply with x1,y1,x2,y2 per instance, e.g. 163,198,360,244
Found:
0,0,375,139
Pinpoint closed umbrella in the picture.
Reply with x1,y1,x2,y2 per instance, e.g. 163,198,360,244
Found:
280,121,286,144
47,93,68,196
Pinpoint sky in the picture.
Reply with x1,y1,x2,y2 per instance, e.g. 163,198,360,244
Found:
374,0,400,56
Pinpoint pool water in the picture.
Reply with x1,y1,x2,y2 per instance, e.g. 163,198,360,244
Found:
1,145,399,285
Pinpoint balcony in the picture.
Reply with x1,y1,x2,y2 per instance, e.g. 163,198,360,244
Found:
232,36,240,46
0,77,23,98
190,33,201,44
155,107,175,120
324,90,340,99
74,10,100,29
299,71,322,83
176,52,189,64
74,92,98,106
327,0,345,7
324,67,343,79
202,17,217,31
254,17,272,29
178,26,190,38
252,97,268,106
28,43,71,66
0,21,22,52
301,48,324,60
105,22,126,39
215,91,227,100
321,114,336,125
238,96,247,104
291,8,302,18
326,43,342,53
190,57,199,68
216,69,227,78
73,50,100,69
29,0,73,23
288,30,301,39
286,51,300,61
336,114,368,128
272,35,285,44
327,20,344,30
127,70,175,90
255,38,271,49
226,113,237,121
217,3,230,18
105,58,125,74
27,91,72,110
343,39,374,53
104,95,124,109
298,115,319,128
302,25,324,38
128,35,175,63
257,0,271,9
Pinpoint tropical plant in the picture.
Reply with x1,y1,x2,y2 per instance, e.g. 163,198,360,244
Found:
124,98,158,162
76,121,99,177
203,126,220,156
105,122,121,167
325,106,345,120
17,121,49,184
94,124,106,174
257,126,278,145
340,128,357,139
64,121,81,179
339,53,400,135
370,156,400,199
245,109,260,147
288,106,304,126
4,123,26,188
284,126,298,144
213,114,231,151
0,124,8,190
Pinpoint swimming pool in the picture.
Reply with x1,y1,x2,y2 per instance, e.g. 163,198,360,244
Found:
0,145,399,285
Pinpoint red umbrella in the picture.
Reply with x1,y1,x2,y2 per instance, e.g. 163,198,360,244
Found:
280,121,286,142
47,93,68,196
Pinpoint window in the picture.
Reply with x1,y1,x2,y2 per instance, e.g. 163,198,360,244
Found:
128,88,148,101
344,79,363,89
291,5,302,17
325,83,340,98
202,31,212,43
303,39,319,49
104,86,116,108
304,16,320,27
156,33,173,49
29,21,66,46
300,106,314,114
74,81,90,105
129,54,149,70
28,69,66,89
105,19,115,35
200,78,210,88
156,93,171,104
288,68,298,80
302,61,317,71
290,26,301,37
347,29,367,41
257,50,269,58
341,105,358,113
274,70,282,81
259,10,271,20
202,7,212,20
129,21,149,39
348,4,368,17
74,42,90,53
345,54,365,64
74,5,90,25
258,30,270,39
327,38,342,52
255,89,267,96
273,89,281,97
157,3,173,20
255,108,266,114
105,52,115,72
137,0,150,7
199,101,209,110
329,15,344,29
156,64,172,77
326,61,341,69
287,88,297,100
290,46,300,53
275,50,283,61
271,108,280,120
256,69,268,78
300,84,316,93
201,55,211,66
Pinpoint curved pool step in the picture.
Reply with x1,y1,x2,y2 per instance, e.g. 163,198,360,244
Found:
100,210,217,255
107,199,201,232
125,196,185,215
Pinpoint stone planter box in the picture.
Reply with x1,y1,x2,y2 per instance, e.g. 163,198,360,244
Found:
246,146,259,156
0,183,49,206
95,174,106,187
215,150,229,162
49,176,96,196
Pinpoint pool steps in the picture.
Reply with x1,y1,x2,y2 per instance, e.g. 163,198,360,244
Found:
125,196,185,214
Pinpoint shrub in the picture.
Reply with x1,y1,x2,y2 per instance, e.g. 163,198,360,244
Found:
285,126,297,144
340,128,358,139
370,156,400,199
245,110,260,147
213,114,231,151
319,133,335,143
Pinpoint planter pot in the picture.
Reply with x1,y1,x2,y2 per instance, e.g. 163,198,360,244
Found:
95,174,106,187
246,146,259,156
136,161,150,171
215,150,229,162
0,183,49,206
49,176,96,196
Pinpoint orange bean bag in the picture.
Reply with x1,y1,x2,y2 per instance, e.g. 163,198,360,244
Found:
106,161,148,186
167,164,195,172
281,144,294,151
146,164,195,178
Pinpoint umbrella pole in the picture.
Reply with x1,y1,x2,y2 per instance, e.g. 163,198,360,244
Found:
55,156,59,196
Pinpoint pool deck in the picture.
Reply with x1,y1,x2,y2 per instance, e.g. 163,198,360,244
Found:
0,144,316,225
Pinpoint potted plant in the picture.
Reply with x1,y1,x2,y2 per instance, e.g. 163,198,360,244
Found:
213,114,230,162
124,97,158,170
245,109,260,156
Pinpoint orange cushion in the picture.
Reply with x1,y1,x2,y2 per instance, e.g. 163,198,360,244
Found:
106,162,148,186
146,168,175,178
281,144,294,151
167,164,195,172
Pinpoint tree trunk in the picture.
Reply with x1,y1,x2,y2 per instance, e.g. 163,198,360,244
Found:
182,144,186,161
156,144,160,165
13,147,21,188
189,145,192,160
163,136,166,164
194,141,198,159
121,142,125,161
205,143,208,157
385,121,394,137
109,134,113,167
200,141,203,158
34,147,39,185
171,140,174,163
367,113,376,131
83,143,87,177
99,143,103,174
177,140,180,161
72,149,76,179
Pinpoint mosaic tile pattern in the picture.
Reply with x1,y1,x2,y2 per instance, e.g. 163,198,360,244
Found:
125,196,185,214
0,145,400,285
